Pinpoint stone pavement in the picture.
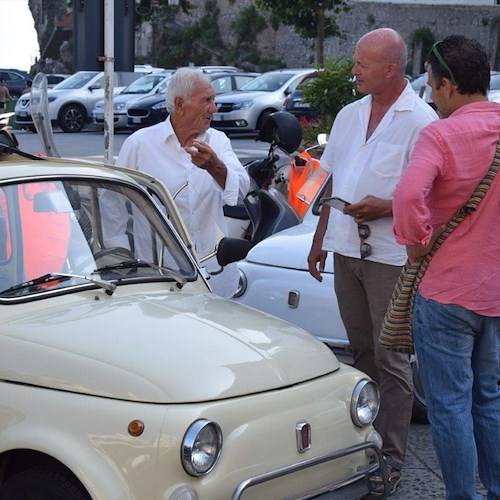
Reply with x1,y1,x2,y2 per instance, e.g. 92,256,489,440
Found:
393,423,487,499
393,423,446,498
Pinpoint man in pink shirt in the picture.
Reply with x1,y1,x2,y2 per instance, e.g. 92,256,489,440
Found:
393,35,499,499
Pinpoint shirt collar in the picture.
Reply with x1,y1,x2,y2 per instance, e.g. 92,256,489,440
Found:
162,115,210,145
360,80,418,112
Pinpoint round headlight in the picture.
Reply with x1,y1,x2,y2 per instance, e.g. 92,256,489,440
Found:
232,268,247,298
181,419,222,477
351,379,380,427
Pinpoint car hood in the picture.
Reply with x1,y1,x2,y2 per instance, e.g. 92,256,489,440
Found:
245,216,333,273
0,289,338,403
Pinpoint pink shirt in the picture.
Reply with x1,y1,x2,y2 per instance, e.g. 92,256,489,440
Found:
393,101,500,316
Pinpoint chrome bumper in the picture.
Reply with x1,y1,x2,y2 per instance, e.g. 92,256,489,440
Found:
232,441,388,500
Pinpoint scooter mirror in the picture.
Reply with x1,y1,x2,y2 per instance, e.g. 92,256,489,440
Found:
216,237,252,267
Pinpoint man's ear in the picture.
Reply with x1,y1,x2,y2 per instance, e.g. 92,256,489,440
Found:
174,96,184,112
385,62,397,78
441,77,456,97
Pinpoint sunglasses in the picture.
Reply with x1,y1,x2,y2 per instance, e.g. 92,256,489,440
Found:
358,223,372,260
430,41,457,86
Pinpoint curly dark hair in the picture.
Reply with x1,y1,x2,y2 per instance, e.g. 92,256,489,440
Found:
426,35,490,95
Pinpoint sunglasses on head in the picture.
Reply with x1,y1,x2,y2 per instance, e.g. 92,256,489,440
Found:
430,41,457,86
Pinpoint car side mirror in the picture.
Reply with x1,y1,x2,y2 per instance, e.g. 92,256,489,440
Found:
216,237,252,267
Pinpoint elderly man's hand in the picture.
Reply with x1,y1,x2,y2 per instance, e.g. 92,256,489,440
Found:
184,139,227,189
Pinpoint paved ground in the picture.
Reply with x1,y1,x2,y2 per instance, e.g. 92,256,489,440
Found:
384,422,486,499
393,423,447,498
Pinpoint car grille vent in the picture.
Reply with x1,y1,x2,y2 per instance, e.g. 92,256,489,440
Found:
128,109,148,117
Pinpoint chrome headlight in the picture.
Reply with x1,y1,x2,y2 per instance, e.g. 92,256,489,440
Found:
351,379,380,427
181,419,222,476
232,268,247,298
114,102,126,111
233,100,254,110
152,101,167,110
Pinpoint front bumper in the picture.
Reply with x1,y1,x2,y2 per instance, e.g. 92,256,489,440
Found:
233,441,388,499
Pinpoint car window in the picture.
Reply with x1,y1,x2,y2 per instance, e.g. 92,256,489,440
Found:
120,73,144,87
0,187,12,262
286,74,312,94
0,178,197,299
46,75,67,85
234,75,256,89
211,75,232,94
239,72,297,92
2,71,24,82
54,72,99,90
122,74,167,94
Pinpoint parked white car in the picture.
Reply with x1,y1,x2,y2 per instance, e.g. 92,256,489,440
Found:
0,128,387,499
14,71,146,133
212,68,315,133
91,70,174,129
488,71,500,103
231,172,428,423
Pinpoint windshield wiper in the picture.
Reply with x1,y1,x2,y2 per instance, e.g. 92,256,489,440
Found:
94,259,186,288
0,272,116,297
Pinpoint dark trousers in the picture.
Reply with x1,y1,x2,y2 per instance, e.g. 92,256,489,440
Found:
334,253,413,470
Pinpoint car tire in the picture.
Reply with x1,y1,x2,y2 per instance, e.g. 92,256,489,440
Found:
256,110,275,131
58,104,87,133
411,357,429,424
0,464,90,500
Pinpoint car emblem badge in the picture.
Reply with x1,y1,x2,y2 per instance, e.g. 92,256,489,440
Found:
216,103,222,110
295,422,311,453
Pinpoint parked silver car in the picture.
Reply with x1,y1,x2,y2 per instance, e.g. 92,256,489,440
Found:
15,71,146,133
91,71,174,129
211,68,314,133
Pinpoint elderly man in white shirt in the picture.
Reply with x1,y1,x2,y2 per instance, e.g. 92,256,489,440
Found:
115,68,250,298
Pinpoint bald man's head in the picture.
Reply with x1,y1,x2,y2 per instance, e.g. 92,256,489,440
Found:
357,28,407,75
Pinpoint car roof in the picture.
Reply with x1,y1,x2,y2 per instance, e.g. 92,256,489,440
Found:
0,155,134,184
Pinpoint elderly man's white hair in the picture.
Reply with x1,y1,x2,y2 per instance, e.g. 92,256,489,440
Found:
165,68,211,114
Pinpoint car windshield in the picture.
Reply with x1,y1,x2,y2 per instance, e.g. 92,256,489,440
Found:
52,71,99,90
0,178,197,299
239,72,297,92
121,74,168,94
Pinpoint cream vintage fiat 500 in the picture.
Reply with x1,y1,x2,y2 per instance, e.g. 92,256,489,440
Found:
0,132,386,499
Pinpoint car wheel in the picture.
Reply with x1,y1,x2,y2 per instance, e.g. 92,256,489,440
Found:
256,110,274,131
59,104,86,133
411,357,429,424
0,464,90,500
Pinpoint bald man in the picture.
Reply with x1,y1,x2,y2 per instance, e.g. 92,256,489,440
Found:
308,28,438,495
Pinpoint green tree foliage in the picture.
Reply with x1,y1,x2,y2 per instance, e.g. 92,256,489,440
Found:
299,56,362,144
255,0,350,64
229,5,285,71
158,0,226,68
